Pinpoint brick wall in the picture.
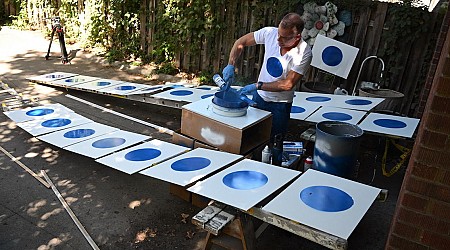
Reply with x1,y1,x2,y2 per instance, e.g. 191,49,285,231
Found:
386,8,450,250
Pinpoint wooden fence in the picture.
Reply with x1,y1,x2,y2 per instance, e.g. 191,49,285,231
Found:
3,1,443,116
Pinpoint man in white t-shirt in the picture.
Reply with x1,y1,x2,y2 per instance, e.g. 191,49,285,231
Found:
222,13,312,141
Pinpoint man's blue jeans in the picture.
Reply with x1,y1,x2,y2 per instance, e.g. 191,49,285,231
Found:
252,92,292,142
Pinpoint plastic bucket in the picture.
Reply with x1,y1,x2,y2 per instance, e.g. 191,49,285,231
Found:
313,121,363,179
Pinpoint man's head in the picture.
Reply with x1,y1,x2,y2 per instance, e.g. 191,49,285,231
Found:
278,13,304,48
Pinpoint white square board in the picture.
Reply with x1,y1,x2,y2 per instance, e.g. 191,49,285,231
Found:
27,72,78,83
330,95,385,111
16,112,93,136
139,148,243,186
50,75,100,87
263,170,380,239
70,79,124,92
64,130,150,159
152,87,217,102
305,106,367,125
358,113,420,138
3,103,74,123
311,35,359,79
187,159,300,211
127,85,168,95
97,82,150,95
95,139,189,174
37,122,119,148
293,92,339,107
182,97,272,130
290,102,321,121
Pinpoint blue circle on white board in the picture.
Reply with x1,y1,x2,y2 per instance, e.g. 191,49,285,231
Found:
322,112,352,121
170,90,193,96
373,118,407,129
95,81,111,86
171,84,184,88
171,157,211,172
92,137,126,148
266,57,283,77
322,46,343,66
26,108,54,116
41,118,71,128
115,85,136,91
197,87,212,90
125,148,161,161
201,94,214,99
291,106,306,113
306,96,331,102
222,170,268,190
300,186,354,212
46,74,64,79
63,129,95,138
345,99,372,105
65,78,82,83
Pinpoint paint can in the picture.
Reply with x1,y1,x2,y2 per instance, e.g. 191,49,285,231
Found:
313,121,363,179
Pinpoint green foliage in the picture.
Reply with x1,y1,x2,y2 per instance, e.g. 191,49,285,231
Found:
154,62,179,75
379,0,430,88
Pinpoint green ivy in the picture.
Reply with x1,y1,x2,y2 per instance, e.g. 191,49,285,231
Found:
379,0,430,88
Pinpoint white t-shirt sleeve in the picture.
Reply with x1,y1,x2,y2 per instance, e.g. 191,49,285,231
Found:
254,27,277,45
291,45,312,76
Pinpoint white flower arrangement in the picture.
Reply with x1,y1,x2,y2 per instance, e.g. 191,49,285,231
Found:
301,1,346,46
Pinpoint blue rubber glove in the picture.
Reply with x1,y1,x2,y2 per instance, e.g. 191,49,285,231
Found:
222,64,235,85
239,83,257,95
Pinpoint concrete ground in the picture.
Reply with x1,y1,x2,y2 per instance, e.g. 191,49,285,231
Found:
0,26,404,250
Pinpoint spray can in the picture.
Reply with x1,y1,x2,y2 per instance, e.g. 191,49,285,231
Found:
212,74,227,89
261,145,271,164
304,156,313,172
272,134,283,166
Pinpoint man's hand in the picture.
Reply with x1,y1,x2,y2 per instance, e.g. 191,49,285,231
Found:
239,83,257,95
222,65,235,84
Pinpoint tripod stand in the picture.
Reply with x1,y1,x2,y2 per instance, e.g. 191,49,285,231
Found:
45,17,69,64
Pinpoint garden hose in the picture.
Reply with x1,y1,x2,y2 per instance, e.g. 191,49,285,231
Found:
382,138,411,177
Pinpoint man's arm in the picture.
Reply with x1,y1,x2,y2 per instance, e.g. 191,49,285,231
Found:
259,70,304,92
228,32,257,66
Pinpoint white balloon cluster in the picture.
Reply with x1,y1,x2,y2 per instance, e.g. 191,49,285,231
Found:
301,1,346,46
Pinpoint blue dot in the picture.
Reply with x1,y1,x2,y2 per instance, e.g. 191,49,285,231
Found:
46,74,64,79
171,157,211,172
63,129,95,138
300,186,354,212
291,106,306,113
41,118,71,128
322,112,352,121
306,96,331,102
197,87,211,90
266,57,283,77
322,46,343,66
345,99,372,105
26,108,54,116
95,81,111,86
115,86,136,91
171,85,184,88
92,137,126,148
373,119,407,129
222,170,268,190
201,94,214,99
65,78,82,83
125,148,161,161
170,90,193,96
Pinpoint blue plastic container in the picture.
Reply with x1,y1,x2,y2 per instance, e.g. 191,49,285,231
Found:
313,121,363,179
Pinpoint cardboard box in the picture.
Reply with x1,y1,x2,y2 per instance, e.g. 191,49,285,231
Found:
181,100,272,154
172,131,195,149
194,140,219,151
169,183,191,202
